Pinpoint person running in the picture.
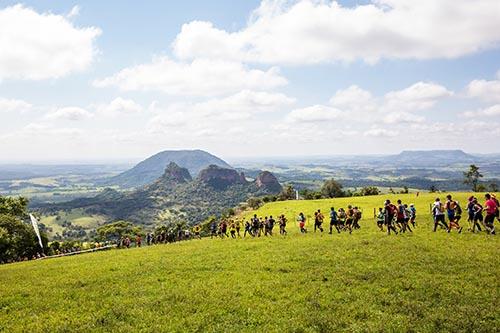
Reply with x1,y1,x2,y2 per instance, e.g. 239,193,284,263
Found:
210,221,218,239
353,207,362,229
193,225,202,239
229,222,236,238
298,212,307,233
244,220,252,237
491,194,500,223
445,195,462,233
279,214,287,235
338,208,346,231
219,220,228,238
384,200,398,235
432,198,449,232
259,218,265,237
409,204,417,227
314,210,324,233
466,196,476,231
251,214,260,237
403,204,413,233
235,220,241,237
397,200,411,233
268,215,275,236
376,207,385,231
146,233,152,246
345,205,354,234
329,207,340,234
135,234,142,247
472,198,484,233
484,193,497,235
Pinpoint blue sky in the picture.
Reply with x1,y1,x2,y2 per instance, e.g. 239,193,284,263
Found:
1,0,500,162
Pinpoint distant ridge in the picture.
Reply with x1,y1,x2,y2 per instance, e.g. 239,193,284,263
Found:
390,149,477,165
103,150,232,188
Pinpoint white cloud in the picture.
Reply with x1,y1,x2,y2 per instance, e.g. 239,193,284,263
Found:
173,0,500,65
329,85,376,111
0,4,101,80
383,111,425,124
364,127,398,137
0,97,32,112
67,5,80,18
45,107,92,121
94,57,287,96
286,105,342,123
462,104,500,118
97,97,143,116
466,71,500,103
384,82,452,112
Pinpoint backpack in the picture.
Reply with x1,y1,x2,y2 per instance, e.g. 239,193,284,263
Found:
454,201,462,215
388,204,398,215
355,210,362,219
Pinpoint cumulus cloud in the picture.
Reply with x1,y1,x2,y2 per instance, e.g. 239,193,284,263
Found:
466,71,500,103
0,97,32,112
364,127,398,137
94,57,287,96
329,85,376,111
286,105,342,123
383,82,453,112
0,4,101,80
97,97,143,116
173,0,500,65
462,104,500,118
383,111,425,124
45,107,92,121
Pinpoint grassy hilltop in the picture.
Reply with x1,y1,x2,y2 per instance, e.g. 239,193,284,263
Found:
0,192,499,332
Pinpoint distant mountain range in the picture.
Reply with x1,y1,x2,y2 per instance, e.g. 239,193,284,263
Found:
102,149,232,188
38,162,282,226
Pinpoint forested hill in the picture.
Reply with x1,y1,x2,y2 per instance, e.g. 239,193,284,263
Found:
102,149,232,188
38,163,282,227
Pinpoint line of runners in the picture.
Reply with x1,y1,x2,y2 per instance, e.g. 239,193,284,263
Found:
205,193,498,238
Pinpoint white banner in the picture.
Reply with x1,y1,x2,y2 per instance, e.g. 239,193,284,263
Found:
29,214,44,249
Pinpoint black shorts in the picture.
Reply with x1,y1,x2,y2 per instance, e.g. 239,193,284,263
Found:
485,214,495,224
397,217,405,223
435,215,445,223
346,218,353,225
454,215,462,223
330,219,338,225
474,214,483,222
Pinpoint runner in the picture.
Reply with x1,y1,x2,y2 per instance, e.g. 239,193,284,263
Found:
484,193,497,235
268,215,275,236
403,204,413,233
297,212,307,233
338,208,346,231
210,220,218,239
491,194,500,223
229,222,236,238
445,195,462,233
432,198,449,232
251,214,260,237
193,225,202,239
314,209,324,233
353,207,362,229
376,207,385,231
235,220,241,237
409,204,417,227
397,200,411,233
466,196,476,231
329,207,340,234
279,214,287,235
345,205,354,234
384,200,398,235
472,198,484,233
244,220,252,237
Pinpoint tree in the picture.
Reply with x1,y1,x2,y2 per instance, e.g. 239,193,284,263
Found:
277,185,296,201
320,179,344,198
463,165,483,192
360,186,380,196
429,185,437,193
96,221,142,242
489,183,499,192
247,197,262,210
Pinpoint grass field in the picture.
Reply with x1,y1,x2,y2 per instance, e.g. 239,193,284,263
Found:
0,192,499,332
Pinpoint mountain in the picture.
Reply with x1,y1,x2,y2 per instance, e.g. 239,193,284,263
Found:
103,150,232,188
389,150,478,166
39,163,282,228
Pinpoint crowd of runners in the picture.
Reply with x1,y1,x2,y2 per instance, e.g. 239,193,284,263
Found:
204,193,498,239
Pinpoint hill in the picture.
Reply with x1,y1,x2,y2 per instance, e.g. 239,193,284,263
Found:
389,149,477,166
38,163,282,228
1,192,498,332
103,149,232,188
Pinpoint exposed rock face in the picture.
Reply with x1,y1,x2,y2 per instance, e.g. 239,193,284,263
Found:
255,171,282,193
198,165,247,190
161,162,192,183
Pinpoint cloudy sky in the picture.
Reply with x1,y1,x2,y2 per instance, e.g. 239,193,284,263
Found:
1,0,500,162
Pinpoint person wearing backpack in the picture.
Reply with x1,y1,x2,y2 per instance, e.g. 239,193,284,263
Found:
484,193,497,235
279,214,287,235
409,204,417,227
314,210,324,233
445,195,463,233
353,207,362,229
376,207,385,231
329,207,340,234
297,212,307,233
472,199,484,232
432,198,449,232
384,200,398,235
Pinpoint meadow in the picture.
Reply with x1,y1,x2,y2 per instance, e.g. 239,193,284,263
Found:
0,192,498,332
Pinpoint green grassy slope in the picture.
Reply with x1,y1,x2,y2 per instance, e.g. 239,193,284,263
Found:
1,193,499,332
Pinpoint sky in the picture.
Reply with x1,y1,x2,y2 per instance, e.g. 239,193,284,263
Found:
1,0,500,162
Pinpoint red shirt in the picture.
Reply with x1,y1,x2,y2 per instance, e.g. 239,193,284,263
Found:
485,199,498,215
